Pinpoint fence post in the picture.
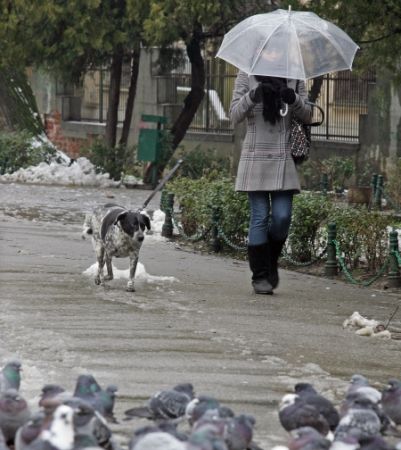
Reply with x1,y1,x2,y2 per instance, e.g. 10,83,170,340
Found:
161,193,174,238
388,229,401,287
374,174,383,210
321,173,328,195
211,207,222,252
325,222,338,277
160,189,168,212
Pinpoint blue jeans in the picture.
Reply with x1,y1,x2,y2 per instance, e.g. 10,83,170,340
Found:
247,191,294,246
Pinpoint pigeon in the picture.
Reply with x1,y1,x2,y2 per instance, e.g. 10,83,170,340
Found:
0,428,9,450
334,402,381,441
41,405,75,450
382,379,401,425
287,426,331,450
73,375,115,418
125,383,194,422
100,385,118,419
340,393,391,433
14,411,46,450
223,414,256,450
130,431,186,450
329,434,360,450
129,424,188,450
187,423,228,450
0,360,22,392
0,388,31,445
128,422,188,450
346,375,382,404
294,383,340,431
358,435,396,450
185,395,221,426
278,394,330,436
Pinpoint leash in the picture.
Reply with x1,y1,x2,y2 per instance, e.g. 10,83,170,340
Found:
138,159,184,212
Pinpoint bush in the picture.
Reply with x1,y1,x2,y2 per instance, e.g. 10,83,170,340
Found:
329,205,392,271
81,139,129,181
0,130,59,174
299,156,355,191
169,146,231,180
167,175,249,245
288,193,333,261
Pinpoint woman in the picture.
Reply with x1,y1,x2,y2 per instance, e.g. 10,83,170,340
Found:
230,71,312,295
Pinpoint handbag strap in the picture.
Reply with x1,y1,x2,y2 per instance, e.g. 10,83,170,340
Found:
294,80,325,127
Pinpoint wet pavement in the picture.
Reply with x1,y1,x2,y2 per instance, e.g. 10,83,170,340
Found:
1,182,401,448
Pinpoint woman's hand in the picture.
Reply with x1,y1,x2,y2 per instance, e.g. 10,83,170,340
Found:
280,87,296,104
249,83,264,103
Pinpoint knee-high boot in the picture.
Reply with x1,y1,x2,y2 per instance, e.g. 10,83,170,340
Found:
267,237,286,289
248,243,273,295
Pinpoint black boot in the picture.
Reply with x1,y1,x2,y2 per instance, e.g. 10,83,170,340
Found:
248,244,273,295
268,238,286,289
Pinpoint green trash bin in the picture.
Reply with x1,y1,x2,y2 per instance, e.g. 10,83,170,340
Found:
137,114,168,186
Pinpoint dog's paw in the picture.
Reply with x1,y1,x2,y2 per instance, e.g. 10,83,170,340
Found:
126,282,135,292
104,274,114,281
94,276,102,285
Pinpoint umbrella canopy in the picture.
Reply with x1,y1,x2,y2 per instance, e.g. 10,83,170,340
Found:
216,8,359,80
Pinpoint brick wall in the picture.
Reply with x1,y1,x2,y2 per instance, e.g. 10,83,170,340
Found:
44,111,90,159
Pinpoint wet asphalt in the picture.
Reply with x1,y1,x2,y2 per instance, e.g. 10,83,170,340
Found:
1,182,401,448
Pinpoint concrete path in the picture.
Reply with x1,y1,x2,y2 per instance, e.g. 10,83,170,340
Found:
1,182,401,448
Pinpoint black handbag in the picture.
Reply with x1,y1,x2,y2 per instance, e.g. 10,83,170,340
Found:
290,83,325,165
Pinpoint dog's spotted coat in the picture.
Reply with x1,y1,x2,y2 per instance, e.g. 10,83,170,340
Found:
82,204,151,291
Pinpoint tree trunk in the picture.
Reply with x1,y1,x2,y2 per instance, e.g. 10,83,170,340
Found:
119,45,140,147
309,75,324,103
105,46,124,148
144,25,205,183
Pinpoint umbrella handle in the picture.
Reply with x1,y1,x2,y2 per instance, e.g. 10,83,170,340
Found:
280,103,288,117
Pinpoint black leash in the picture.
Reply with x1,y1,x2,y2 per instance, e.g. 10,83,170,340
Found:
138,159,184,211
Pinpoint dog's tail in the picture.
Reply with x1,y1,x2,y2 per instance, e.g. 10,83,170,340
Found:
82,214,94,240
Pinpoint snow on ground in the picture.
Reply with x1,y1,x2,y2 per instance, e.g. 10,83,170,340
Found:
83,262,178,284
0,157,121,187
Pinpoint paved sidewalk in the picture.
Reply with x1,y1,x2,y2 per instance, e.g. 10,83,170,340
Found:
1,183,401,448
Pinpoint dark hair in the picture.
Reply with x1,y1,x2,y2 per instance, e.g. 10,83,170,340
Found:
255,76,287,125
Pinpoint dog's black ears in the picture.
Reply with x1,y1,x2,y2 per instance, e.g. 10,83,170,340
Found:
114,211,128,225
142,214,151,230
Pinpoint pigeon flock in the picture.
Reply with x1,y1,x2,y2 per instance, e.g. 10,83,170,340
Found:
2,359,401,450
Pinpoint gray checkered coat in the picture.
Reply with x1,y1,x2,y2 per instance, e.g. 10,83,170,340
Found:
230,71,313,192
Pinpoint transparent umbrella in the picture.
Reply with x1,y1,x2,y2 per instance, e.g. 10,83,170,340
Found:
216,7,359,80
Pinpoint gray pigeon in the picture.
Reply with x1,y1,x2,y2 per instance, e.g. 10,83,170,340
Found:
187,424,228,450
294,383,339,431
278,394,330,436
185,396,221,426
0,388,31,445
358,435,396,450
334,402,381,441
346,375,382,404
0,360,22,393
329,434,360,450
130,431,186,450
125,383,194,422
73,375,116,419
14,411,46,450
223,414,255,450
340,393,391,433
382,379,401,425
129,424,188,450
287,426,331,450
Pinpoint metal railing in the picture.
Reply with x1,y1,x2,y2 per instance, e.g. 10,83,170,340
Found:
74,56,376,142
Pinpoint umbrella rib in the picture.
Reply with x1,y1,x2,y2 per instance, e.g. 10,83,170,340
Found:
294,16,352,70
218,17,273,54
249,21,285,73
290,20,306,80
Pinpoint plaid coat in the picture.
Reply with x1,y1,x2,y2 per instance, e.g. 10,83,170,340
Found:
230,71,313,192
